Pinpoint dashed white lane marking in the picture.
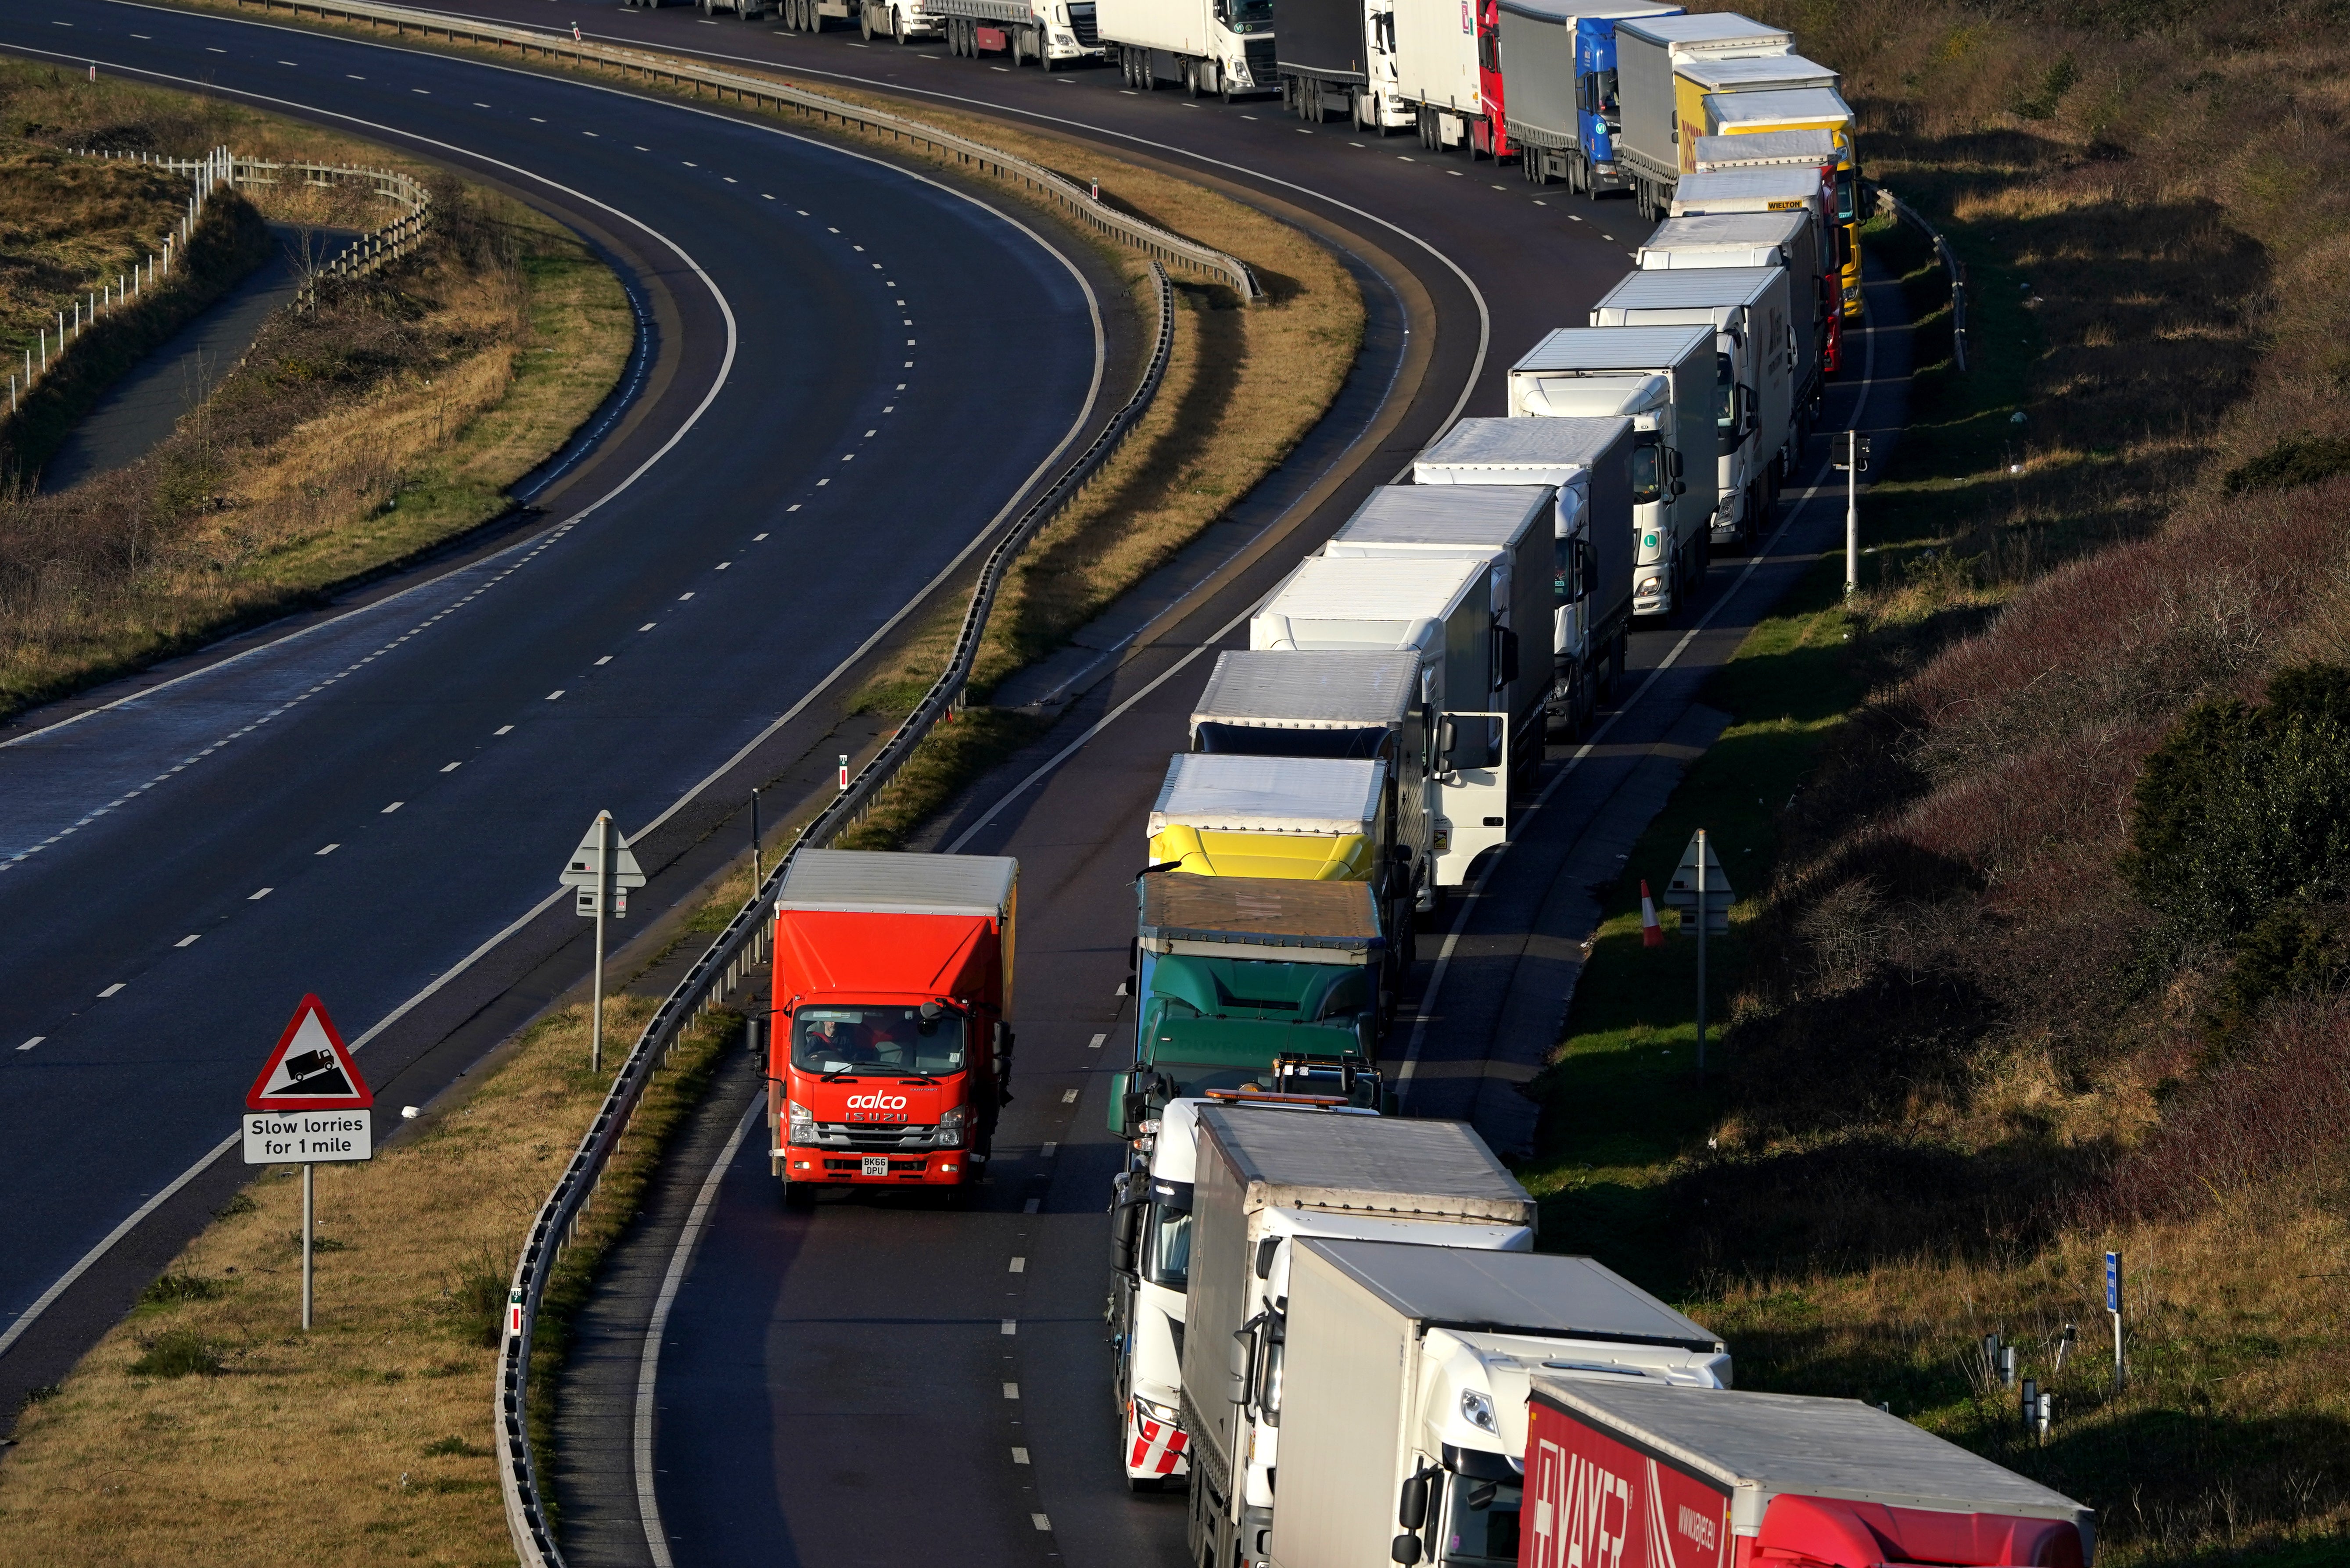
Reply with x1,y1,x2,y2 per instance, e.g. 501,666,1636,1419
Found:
1059,1088,1078,1103
1031,1515,1051,1532
547,689,567,699
317,843,339,855
442,760,466,771
1003,1382,1021,1399
639,623,657,632
248,887,273,900
1008,1257,1026,1274
678,592,695,601
1023,1198,1040,1214
495,724,515,735
753,533,769,541
1088,1033,1105,1049
1042,1142,1058,1158
174,934,200,947
1012,1447,1030,1465
1001,1318,1017,1335
595,656,614,666
97,983,125,998
5,512,605,870
381,802,404,814
716,561,732,570
17,1037,43,1051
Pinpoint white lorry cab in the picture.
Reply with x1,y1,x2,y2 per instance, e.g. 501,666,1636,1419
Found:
1101,0,1278,97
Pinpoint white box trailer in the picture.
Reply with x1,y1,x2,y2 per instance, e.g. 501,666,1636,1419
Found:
1100,0,1277,96
1410,415,1636,736
1591,265,1794,548
1524,1379,2098,1568
1181,1115,1539,1568
1269,1239,1729,1568
1692,125,1839,170
1639,210,1825,414
1506,325,1712,618
1189,650,1433,923
1321,484,1550,793
1252,555,1508,889
1612,11,1789,215
926,0,1104,61
1388,0,1481,148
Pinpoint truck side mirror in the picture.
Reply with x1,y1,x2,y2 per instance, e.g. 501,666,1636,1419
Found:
1498,626,1520,685
1111,1192,1145,1274
1438,716,1458,763
1109,1071,1134,1135
1120,1088,1149,1135
1670,480,1687,498
1255,1237,1281,1279
1391,1538,1424,1566
1398,1467,1432,1530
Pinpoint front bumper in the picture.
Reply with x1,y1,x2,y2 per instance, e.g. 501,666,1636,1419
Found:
1126,1400,1191,1480
779,1149,970,1185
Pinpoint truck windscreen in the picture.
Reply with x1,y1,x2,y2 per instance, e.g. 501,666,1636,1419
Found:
1214,0,1273,32
792,1006,965,1075
1630,432,1664,505
1194,722,1389,759
1442,1475,1521,1566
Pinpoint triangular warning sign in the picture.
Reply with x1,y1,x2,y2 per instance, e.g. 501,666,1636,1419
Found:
247,995,373,1111
1660,831,1734,912
557,813,646,891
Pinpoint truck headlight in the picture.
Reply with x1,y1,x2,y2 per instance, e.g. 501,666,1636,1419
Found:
1460,1389,1499,1433
1133,1395,1182,1428
937,1105,968,1148
1639,574,1662,595
787,1100,816,1146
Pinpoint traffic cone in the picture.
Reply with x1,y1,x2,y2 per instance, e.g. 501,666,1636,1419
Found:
1640,881,1664,948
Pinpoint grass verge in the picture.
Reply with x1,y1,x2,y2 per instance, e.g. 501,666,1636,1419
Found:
0,63,632,717
0,997,736,1567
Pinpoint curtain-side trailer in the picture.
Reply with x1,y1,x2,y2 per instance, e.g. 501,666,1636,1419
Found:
1611,12,1790,218
1522,1378,2097,1568
1495,0,1683,189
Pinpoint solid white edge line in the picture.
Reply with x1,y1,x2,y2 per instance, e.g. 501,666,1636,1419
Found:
0,1131,239,1361
636,1092,761,1568
0,12,1104,1357
1395,301,1884,1103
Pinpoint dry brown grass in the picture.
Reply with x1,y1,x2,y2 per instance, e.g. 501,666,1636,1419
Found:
0,995,733,1568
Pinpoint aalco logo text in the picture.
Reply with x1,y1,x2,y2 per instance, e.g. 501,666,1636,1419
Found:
845,1092,910,1110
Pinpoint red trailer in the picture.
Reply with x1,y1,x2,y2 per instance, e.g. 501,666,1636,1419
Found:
768,849,1016,1200
1521,1377,2094,1568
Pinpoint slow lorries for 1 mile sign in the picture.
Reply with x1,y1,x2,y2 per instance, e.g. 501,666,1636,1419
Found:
243,994,374,1165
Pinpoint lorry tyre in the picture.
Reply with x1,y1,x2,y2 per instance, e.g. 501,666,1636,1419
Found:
859,5,873,39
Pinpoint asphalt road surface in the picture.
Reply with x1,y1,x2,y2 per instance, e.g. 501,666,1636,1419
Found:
0,0,1108,1412
290,11,1917,1568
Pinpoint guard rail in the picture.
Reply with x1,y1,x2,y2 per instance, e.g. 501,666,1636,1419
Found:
493,263,1177,1566
1878,185,1968,372
220,0,1262,298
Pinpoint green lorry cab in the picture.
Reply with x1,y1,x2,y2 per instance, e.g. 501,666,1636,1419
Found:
1111,873,1388,1138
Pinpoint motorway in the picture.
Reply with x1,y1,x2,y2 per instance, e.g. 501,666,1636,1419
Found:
0,4,1912,1564
0,0,1112,1413
257,8,1919,1568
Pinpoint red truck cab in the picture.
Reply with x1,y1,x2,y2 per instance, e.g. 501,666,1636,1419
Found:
768,849,1017,1201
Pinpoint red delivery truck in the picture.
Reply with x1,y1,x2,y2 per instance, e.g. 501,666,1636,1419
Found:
768,849,1017,1202
1518,1377,2095,1568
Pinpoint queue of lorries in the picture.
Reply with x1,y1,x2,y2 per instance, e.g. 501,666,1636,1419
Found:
741,8,2092,1563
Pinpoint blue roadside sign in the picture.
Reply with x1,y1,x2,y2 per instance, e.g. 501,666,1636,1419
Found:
2105,1251,2121,1313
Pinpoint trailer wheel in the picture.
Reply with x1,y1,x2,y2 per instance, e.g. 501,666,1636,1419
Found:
859,4,873,39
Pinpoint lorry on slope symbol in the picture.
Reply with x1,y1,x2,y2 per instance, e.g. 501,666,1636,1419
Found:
1520,1378,2098,1568
1179,1112,1542,1568
1113,870,1391,1140
1506,325,1713,618
1319,484,1552,802
1491,0,1683,188
1249,553,1512,895
1270,1239,1733,1568
1101,0,1277,97
1189,648,1435,931
1640,202,1836,381
1590,264,1795,550
1107,1092,1378,1493
768,849,1015,1203
1609,11,1791,218
929,0,1103,62
1410,414,1636,737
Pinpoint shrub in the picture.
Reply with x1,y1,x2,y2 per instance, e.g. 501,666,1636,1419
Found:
137,1271,225,1308
2224,434,2350,494
2126,664,2350,938
127,1328,223,1379
445,1253,508,1350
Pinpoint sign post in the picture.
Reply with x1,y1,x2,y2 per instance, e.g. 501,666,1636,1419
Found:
560,812,646,1074
2106,1250,2126,1392
244,995,373,1330
1661,831,1732,1082
1834,432,1872,596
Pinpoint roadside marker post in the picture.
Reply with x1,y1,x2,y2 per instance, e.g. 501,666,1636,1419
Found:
1835,432,1871,596
560,813,646,1074
2106,1250,2126,1392
244,995,374,1330
1661,830,1732,1082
